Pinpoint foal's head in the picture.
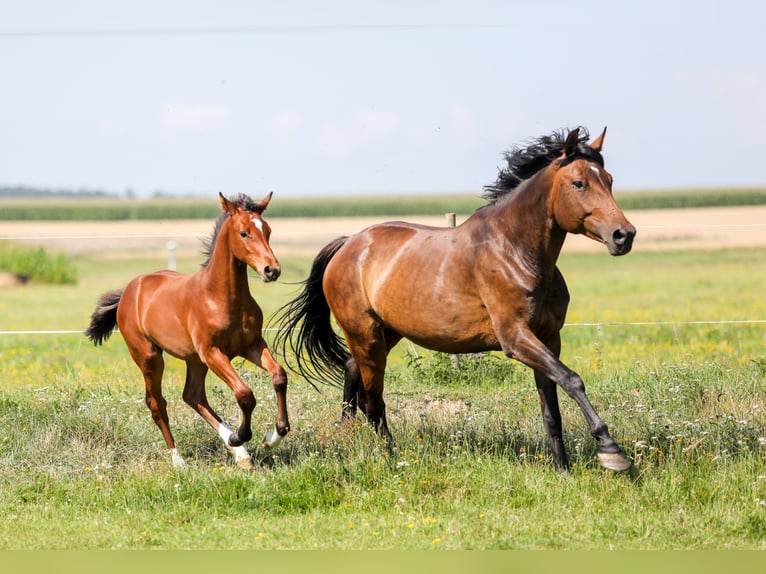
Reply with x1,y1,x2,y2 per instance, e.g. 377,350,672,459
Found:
218,192,281,282
549,128,636,256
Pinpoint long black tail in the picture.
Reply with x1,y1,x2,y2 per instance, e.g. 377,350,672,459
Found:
271,237,350,388
84,289,123,346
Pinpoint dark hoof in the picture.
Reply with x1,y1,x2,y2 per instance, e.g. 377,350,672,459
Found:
229,430,251,447
597,451,632,472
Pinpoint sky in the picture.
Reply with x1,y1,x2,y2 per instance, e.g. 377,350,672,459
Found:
1,0,765,198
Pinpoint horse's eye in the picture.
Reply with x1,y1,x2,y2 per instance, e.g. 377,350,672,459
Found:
573,180,585,190
239,231,248,239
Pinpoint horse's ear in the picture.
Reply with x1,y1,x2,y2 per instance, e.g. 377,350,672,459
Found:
219,192,237,215
255,191,273,213
563,127,581,158
590,127,607,152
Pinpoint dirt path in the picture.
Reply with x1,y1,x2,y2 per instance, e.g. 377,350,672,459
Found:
2,205,765,256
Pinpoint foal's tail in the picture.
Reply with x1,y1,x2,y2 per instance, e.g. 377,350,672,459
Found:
84,289,123,346
271,237,350,389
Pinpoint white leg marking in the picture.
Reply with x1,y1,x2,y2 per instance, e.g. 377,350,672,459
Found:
170,448,187,469
218,421,254,467
263,425,284,450
217,421,234,444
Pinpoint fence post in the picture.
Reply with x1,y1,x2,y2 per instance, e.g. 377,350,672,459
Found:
446,213,460,369
166,240,177,271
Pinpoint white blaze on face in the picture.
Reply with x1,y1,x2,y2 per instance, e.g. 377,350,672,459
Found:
251,217,264,234
589,165,607,188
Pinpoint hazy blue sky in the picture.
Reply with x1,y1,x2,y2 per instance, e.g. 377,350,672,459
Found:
2,1,765,197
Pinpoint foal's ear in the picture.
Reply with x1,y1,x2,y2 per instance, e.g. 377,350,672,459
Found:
563,127,581,158
219,192,237,215
590,127,607,152
255,191,274,213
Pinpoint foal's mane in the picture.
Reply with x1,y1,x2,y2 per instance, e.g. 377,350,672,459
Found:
201,193,266,266
482,126,604,204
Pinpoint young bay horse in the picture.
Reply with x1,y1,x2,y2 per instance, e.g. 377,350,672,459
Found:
274,127,636,472
85,193,290,469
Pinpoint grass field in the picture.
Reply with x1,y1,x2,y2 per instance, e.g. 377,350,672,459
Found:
0,226,765,549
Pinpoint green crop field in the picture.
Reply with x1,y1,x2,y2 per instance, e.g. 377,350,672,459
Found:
0,235,765,549
2,187,766,221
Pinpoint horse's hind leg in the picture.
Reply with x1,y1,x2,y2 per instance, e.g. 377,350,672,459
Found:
127,343,186,468
345,338,392,444
342,358,366,421
182,362,255,469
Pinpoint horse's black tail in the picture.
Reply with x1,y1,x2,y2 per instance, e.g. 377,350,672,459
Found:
271,237,350,389
84,289,123,346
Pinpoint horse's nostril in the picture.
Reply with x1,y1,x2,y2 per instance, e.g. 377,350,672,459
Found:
263,266,281,281
613,227,633,245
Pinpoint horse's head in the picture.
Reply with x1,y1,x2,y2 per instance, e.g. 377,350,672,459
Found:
220,192,281,282
550,128,636,256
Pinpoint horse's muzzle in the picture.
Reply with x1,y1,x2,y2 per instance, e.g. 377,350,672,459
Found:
608,224,636,256
262,265,281,282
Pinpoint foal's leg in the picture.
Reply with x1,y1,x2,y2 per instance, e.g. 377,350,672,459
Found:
126,342,186,468
203,348,256,448
181,362,254,469
506,327,630,471
245,338,290,450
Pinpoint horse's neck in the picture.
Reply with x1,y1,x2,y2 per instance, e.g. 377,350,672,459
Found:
490,175,566,272
199,227,250,303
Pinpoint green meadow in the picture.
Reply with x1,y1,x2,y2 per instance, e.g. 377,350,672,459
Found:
0,225,765,548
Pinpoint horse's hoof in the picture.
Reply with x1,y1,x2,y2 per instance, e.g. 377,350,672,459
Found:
597,451,632,472
170,448,188,470
229,444,255,470
235,457,256,470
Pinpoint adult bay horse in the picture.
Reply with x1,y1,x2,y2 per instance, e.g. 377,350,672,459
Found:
274,127,636,472
85,192,290,469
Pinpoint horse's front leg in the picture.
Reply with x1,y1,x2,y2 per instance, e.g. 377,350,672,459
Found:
533,331,569,471
246,339,290,450
506,328,631,472
204,348,256,448
181,361,254,469
534,371,569,472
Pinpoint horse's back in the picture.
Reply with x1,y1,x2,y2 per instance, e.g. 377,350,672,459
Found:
116,270,198,356
323,220,499,352
120,270,188,311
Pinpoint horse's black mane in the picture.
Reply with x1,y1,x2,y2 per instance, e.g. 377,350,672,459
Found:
482,126,604,204
201,193,265,266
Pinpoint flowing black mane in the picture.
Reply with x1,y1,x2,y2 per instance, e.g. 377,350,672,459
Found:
201,193,265,266
483,126,604,204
